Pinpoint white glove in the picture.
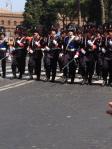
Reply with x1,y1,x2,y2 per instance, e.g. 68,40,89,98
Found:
8,55,12,61
41,48,45,51
53,40,58,45
81,48,86,54
75,36,80,41
59,53,63,57
6,52,9,57
109,40,112,46
35,41,40,46
74,55,79,59
101,48,106,53
29,49,33,53
10,47,15,52
17,40,21,44
45,46,50,51
87,40,94,47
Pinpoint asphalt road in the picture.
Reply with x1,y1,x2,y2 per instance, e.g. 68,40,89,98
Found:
0,78,112,149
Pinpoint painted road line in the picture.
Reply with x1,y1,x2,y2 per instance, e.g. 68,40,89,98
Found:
0,80,33,92
0,80,27,89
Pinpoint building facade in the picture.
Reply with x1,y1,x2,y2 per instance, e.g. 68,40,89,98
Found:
0,9,24,36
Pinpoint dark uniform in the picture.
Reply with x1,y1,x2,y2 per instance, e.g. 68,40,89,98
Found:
11,35,27,79
0,34,8,78
58,31,67,72
94,34,103,79
79,34,96,85
28,33,43,80
43,30,62,82
62,34,80,83
102,34,112,86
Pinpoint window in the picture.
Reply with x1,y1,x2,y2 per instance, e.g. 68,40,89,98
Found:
1,20,4,25
14,21,17,26
20,21,23,25
8,20,11,25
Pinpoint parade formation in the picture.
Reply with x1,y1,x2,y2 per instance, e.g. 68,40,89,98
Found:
0,23,112,86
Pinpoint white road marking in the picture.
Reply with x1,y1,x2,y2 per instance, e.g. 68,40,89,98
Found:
0,80,33,92
0,65,104,92
0,80,27,89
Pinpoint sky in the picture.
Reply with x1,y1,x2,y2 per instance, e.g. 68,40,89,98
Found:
0,0,26,12
12,0,26,12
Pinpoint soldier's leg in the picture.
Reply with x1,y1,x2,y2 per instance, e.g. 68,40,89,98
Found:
79,57,88,85
96,59,100,76
97,56,103,79
44,55,51,81
21,57,26,76
51,58,57,82
102,59,108,86
1,58,6,78
35,58,42,81
108,60,112,86
63,67,68,83
17,57,25,79
22,56,26,74
28,56,35,79
62,53,69,82
11,56,17,78
88,61,95,85
58,57,63,72
95,54,103,80
69,60,76,84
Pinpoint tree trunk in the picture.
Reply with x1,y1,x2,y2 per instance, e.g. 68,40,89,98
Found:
100,0,106,24
77,0,81,26
108,0,112,22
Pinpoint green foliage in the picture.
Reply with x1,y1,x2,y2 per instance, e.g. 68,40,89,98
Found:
24,0,43,28
23,0,112,31
24,0,58,33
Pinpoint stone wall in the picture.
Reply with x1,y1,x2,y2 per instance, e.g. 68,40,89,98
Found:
0,9,24,36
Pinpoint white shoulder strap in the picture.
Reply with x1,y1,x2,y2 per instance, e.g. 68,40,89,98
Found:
66,36,75,50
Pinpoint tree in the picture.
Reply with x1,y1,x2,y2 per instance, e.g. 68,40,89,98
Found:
100,0,106,24
24,0,44,28
48,0,78,28
24,0,111,31
39,4,57,33
105,0,112,22
77,0,81,26
24,0,58,33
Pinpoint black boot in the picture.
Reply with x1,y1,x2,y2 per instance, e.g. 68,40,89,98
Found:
51,75,55,83
81,78,87,85
63,76,67,83
18,74,22,79
102,80,107,86
13,74,17,79
88,77,92,85
2,72,6,78
71,78,74,84
51,78,55,83
28,74,33,80
36,75,40,81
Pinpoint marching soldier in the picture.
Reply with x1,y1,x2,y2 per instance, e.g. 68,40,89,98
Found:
94,32,103,79
102,26,112,86
79,32,97,85
43,29,62,82
27,31,43,80
0,33,8,78
62,29,80,84
11,30,27,79
58,30,67,72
